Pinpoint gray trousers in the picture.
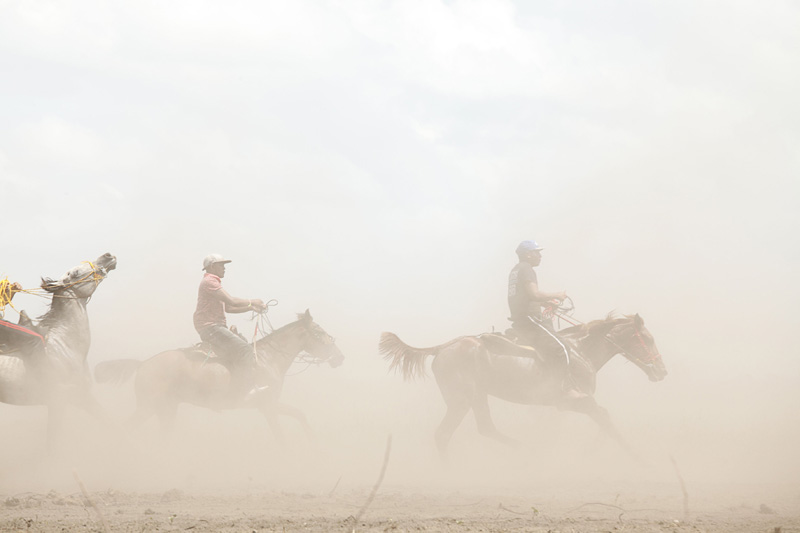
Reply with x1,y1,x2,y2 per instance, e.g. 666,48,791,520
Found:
198,325,254,364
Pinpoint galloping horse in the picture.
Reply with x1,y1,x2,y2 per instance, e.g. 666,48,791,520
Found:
94,310,344,444
380,314,666,458
0,253,118,450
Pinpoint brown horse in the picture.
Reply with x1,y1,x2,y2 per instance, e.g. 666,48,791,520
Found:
380,314,666,458
94,310,343,444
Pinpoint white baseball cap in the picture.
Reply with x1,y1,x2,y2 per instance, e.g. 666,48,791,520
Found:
202,253,232,271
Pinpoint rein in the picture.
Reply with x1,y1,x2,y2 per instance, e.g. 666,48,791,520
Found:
247,306,331,370
545,302,660,367
543,297,582,329
0,261,106,318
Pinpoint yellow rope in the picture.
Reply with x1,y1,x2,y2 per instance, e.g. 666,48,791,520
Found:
0,277,20,316
0,260,103,314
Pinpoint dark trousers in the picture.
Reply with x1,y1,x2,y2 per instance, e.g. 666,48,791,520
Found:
511,316,571,367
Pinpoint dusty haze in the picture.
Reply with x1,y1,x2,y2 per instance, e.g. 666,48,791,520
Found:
0,0,798,527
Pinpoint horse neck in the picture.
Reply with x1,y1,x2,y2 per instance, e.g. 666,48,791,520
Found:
44,294,91,359
257,323,305,372
577,331,618,371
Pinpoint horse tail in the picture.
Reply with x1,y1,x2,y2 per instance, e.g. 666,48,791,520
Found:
379,332,458,381
94,359,142,385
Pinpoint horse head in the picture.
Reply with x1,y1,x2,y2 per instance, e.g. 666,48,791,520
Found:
40,253,117,300
591,314,667,382
297,309,344,368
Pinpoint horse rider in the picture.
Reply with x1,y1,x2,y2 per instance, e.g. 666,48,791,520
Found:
193,254,266,394
507,240,571,367
0,280,45,355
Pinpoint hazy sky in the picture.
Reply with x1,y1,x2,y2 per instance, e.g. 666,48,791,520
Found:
1,0,799,487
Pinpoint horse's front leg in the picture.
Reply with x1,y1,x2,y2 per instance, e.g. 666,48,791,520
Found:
46,401,64,455
558,394,641,462
274,402,315,441
258,401,286,448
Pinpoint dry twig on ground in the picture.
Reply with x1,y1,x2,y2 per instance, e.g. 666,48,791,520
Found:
352,434,392,533
73,469,110,533
670,454,690,521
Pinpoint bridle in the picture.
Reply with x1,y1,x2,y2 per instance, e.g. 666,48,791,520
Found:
546,302,662,367
606,322,662,366
57,261,107,294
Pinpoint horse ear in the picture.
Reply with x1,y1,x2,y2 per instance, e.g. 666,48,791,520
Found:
40,277,60,293
634,314,644,328
303,309,312,321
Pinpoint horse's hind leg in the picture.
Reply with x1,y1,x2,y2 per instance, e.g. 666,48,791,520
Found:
46,402,65,455
434,401,470,461
472,393,521,449
156,401,178,439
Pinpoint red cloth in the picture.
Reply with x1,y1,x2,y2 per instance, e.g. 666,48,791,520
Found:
193,273,226,331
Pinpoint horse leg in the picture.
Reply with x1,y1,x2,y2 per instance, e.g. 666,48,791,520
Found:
472,393,521,449
273,402,315,442
156,401,178,439
559,395,640,461
259,404,286,448
74,390,130,445
46,401,65,455
434,400,471,461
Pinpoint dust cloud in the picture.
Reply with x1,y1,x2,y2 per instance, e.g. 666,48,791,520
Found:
0,1,798,528
0,239,797,502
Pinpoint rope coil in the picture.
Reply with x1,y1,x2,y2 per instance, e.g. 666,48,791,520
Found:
0,277,19,316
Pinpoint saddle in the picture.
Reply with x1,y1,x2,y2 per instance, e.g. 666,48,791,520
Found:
478,332,540,359
0,311,46,356
180,343,253,373
180,342,222,363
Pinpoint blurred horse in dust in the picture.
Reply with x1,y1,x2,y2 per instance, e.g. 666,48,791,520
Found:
95,310,344,444
380,314,666,459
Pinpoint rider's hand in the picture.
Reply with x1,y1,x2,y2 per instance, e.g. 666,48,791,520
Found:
555,291,567,302
8,282,22,301
250,299,267,312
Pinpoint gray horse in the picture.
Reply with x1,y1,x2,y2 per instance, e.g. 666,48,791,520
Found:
0,253,117,450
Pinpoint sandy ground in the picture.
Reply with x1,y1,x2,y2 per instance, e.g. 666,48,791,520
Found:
1,481,797,532
1,363,798,532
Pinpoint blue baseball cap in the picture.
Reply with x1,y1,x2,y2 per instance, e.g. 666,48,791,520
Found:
516,240,544,254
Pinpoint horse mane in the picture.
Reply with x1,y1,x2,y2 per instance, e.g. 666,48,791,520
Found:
257,313,310,341
36,284,65,329
561,312,633,339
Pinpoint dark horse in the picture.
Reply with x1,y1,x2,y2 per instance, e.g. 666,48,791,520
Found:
380,314,666,458
94,310,344,444
0,253,118,450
